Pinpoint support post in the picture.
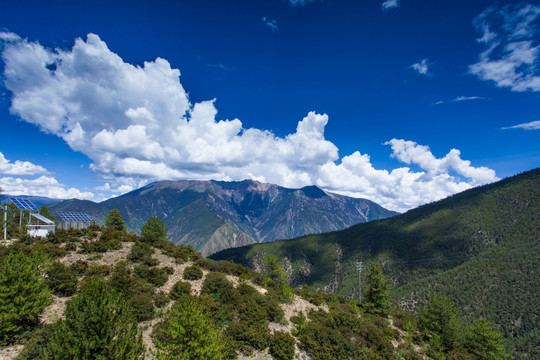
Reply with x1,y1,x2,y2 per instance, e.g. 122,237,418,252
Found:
356,261,362,304
3,205,6,241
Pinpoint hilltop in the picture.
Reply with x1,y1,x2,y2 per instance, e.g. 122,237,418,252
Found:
212,168,540,358
48,179,397,255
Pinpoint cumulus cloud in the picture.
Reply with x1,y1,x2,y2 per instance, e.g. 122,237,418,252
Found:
262,17,278,32
0,33,498,211
0,175,95,200
0,152,48,176
382,0,399,11
501,120,540,130
410,59,430,76
470,4,540,91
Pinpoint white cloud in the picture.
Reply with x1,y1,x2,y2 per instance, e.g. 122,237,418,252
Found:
410,59,430,76
0,152,49,176
435,96,486,105
382,0,399,11
0,32,21,42
0,33,499,211
262,17,278,32
0,175,95,200
470,4,540,91
453,96,485,102
502,120,540,130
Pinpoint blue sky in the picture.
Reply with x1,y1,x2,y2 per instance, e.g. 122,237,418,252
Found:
0,0,539,211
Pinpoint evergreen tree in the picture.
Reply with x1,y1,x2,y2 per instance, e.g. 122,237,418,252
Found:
362,262,391,315
141,216,168,244
153,297,223,360
464,319,510,360
104,208,126,232
38,205,56,223
419,294,462,354
40,278,144,359
262,254,293,303
0,250,52,345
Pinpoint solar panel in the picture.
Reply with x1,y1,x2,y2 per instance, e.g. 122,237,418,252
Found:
31,213,55,225
9,197,38,211
56,211,93,222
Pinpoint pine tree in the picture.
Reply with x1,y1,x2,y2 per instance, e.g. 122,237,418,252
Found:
0,250,52,345
419,294,462,354
40,278,144,359
153,297,223,360
362,262,391,315
104,208,126,232
141,216,168,244
464,319,510,360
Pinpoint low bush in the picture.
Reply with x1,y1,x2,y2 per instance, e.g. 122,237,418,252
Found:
69,260,89,277
270,331,295,360
201,272,237,304
46,261,78,296
128,292,155,322
85,264,111,277
134,264,173,287
153,291,170,308
128,241,158,266
183,265,203,280
170,280,192,300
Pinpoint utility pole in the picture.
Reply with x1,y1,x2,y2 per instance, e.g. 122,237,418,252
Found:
3,205,6,241
356,261,362,304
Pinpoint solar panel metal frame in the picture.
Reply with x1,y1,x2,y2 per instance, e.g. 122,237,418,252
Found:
9,197,38,211
56,211,93,222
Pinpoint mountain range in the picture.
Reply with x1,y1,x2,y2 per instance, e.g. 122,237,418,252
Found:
48,179,397,255
211,168,540,358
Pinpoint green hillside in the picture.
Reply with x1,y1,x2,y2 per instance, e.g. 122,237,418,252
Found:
212,168,540,358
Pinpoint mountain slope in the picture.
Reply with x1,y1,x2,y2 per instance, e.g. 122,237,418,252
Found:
49,179,397,255
211,168,540,358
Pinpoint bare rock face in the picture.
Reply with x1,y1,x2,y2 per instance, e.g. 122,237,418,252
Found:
50,179,397,255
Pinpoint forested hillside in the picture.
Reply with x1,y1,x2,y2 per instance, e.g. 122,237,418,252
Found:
0,212,508,359
212,168,540,358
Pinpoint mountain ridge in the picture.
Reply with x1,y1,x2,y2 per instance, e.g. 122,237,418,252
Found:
49,179,398,255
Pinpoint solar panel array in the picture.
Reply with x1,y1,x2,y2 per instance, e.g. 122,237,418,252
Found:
56,211,93,222
31,213,55,225
9,197,38,211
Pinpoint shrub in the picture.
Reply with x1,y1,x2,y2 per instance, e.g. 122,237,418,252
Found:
153,291,170,308
46,261,78,296
42,243,67,258
128,241,155,265
69,260,89,277
270,331,296,360
128,293,155,322
134,265,172,287
85,263,111,277
183,265,203,280
108,262,153,299
225,321,270,352
201,272,237,304
170,281,192,301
